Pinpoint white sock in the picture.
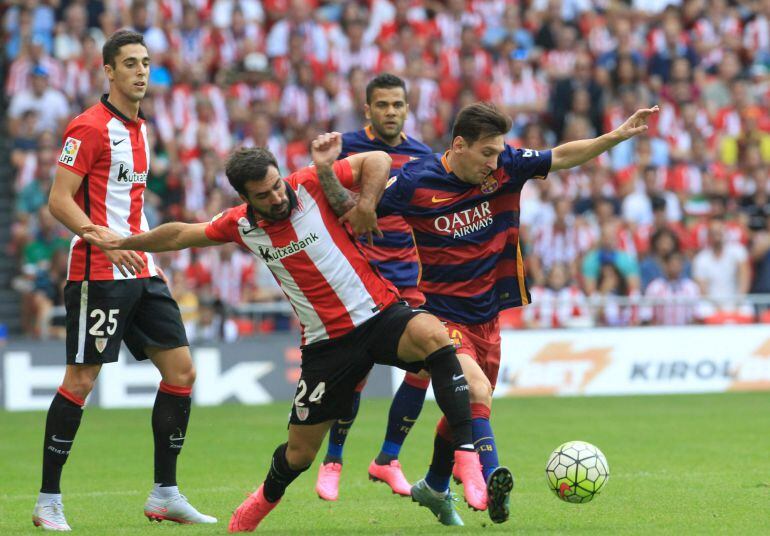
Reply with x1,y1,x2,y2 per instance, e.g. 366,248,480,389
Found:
152,484,180,498
424,482,449,499
38,492,62,505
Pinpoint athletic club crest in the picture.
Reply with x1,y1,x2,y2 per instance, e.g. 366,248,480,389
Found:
480,174,499,194
295,406,309,421
95,337,108,353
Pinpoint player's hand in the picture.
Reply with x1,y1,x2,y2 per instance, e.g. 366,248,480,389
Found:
615,105,660,140
81,224,146,277
102,249,146,277
81,224,124,250
155,266,169,284
340,204,383,245
311,132,343,168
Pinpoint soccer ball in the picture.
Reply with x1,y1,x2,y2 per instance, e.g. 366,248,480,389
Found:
545,441,609,503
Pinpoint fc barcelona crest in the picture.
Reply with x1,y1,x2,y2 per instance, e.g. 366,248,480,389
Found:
480,175,499,194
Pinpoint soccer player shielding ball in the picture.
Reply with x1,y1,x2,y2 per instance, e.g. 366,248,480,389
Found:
320,101,659,525
316,74,434,501
33,31,216,531
81,132,491,532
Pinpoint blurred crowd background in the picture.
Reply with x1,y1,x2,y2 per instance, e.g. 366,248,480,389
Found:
4,0,770,340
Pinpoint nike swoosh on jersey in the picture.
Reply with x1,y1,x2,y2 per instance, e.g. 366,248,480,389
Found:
112,139,125,146
431,195,453,203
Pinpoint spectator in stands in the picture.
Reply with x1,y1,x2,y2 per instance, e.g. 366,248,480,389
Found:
581,220,641,296
6,0,770,334
693,217,751,316
639,225,692,291
590,263,639,327
524,263,588,329
641,251,702,326
29,248,69,339
186,297,239,343
7,65,70,137
529,197,588,285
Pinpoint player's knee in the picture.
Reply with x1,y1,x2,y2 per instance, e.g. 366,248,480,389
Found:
285,441,318,469
62,377,95,399
467,375,492,406
418,327,452,357
163,362,196,387
177,365,196,387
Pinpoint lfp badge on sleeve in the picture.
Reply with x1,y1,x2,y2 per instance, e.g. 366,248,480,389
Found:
59,137,82,166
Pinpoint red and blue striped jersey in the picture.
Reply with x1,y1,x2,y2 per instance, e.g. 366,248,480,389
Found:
378,146,552,324
339,126,432,290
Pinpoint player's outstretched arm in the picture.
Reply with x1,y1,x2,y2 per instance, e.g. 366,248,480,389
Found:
81,222,218,252
551,105,660,171
50,166,145,277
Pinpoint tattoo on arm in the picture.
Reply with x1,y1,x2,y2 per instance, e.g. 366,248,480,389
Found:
317,164,355,217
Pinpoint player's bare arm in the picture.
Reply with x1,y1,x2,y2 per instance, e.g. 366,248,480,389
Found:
313,132,356,216
550,105,660,171
342,150,391,228
312,132,390,241
81,222,217,252
50,165,146,277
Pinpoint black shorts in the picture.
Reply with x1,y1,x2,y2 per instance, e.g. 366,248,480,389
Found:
64,277,189,365
289,302,427,425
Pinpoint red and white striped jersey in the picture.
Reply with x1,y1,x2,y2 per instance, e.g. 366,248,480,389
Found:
641,277,701,326
57,95,158,281
205,160,400,345
524,286,587,328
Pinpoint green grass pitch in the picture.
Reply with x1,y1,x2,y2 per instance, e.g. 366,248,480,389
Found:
2,392,769,534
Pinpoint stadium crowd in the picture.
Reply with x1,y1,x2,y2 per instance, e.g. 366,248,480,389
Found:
4,0,770,339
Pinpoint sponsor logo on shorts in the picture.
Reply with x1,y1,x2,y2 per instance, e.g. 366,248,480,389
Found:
58,137,81,166
448,328,463,349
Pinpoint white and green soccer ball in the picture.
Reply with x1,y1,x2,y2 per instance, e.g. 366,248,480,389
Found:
545,441,609,503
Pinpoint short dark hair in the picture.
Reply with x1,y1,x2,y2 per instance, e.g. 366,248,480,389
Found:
225,147,279,196
103,30,146,68
663,251,683,264
451,102,512,145
365,73,407,104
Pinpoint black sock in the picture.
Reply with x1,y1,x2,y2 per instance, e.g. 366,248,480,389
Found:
263,443,310,503
375,452,397,465
424,345,473,451
324,390,361,465
152,383,192,486
41,390,84,494
426,432,454,489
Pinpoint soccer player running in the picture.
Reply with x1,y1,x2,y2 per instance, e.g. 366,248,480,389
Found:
315,73,433,501
80,132,490,532
32,30,216,531
320,102,659,525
